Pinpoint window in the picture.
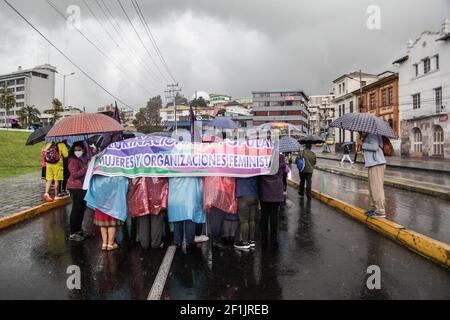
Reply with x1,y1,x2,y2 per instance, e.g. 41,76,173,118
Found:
435,54,439,70
370,92,376,110
16,86,24,92
16,102,24,108
349,101,354,113
413,128,422,153
435,87,442,113
388,87,394,105
381,89,387,107
423,57,431,74
338,84,342,95
414,64,419,77
7,79,15,86
361,81,367,87
433,126,444,156
7,111,14,116
342,82,346,93
16,94,24,100
0,112,4,116
16,78,25,85
413,93,420,109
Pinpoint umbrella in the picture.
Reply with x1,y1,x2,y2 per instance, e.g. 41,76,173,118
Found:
298,135,325,145
209,117,239,129
26,125,52,145
330,113,396,139
341,141,354,147
278,136,301,153
257,122,302,132
46,113,125,138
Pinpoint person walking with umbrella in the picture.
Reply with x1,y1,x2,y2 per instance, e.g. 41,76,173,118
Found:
341,143,354,165
295,144,316,200
360,132,386,218
330,113,396,219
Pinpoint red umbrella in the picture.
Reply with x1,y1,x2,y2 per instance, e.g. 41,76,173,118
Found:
46,113,125,138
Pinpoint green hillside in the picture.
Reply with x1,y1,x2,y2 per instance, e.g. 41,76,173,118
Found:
0,130,43,179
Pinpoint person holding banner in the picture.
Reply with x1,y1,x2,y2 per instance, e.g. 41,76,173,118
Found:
259,153,285,247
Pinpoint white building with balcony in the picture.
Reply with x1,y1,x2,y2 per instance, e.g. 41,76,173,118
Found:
332,72,378,143
0,64,56,127
393,18,450,158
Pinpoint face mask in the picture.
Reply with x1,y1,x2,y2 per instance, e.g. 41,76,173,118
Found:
75,151,84,158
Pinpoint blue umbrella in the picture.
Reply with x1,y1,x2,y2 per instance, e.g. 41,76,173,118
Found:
209,117,239,129
278,136,301,153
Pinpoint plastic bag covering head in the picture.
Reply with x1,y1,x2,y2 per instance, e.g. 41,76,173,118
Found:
85,175,129,221
204,176,238,214
168,177,206,223
127,177,168,217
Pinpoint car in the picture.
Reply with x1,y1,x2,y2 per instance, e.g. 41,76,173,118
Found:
326,138,335,145
315,142,324,147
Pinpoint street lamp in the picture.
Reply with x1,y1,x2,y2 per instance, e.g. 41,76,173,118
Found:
57,71,75,110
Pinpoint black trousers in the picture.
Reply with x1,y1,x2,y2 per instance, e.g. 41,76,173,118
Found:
70,189,87,234
299,173,313,198
260,201,280,244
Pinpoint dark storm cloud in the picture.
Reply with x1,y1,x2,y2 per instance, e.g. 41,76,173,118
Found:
0,0,448,110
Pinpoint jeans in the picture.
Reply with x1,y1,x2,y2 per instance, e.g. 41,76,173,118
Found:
260,201,280,244
69,189,87,234
299,172,313,198
173,220,196,246
238,196,258,242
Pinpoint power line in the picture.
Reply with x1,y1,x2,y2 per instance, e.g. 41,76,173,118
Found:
132,0,177,83
2,0,133,109
44,0,155,100
80,0,163,90
116,0,170,84
92,0,164,87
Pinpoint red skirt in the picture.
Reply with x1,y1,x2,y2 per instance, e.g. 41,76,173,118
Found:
94,209,124,227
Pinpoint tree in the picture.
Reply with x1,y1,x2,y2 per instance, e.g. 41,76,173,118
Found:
133,96,163,133
191,97,207,109
0,81,16,128
47,98,64,124
166,92,188,107
18,105,41,128
216,109,226,117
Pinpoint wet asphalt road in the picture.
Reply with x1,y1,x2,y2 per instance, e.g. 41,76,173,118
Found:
290,166,450,244
0,187,449,300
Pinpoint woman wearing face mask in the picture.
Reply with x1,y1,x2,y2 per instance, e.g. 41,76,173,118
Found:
67,141,89,242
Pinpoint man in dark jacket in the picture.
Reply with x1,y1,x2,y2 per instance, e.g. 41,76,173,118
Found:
259,153,285,247
296,144,317,200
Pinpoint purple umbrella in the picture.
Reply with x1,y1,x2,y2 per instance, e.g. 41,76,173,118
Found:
209,117,239,129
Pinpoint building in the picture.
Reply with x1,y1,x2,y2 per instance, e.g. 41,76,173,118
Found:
393,18,450,158
39,107,83,126
332,71,378,143
224,101,253,128
356,72,400,151
160,105,216,123
0,64,56,127
208,93,231,106
308,94,335,136
252,89,310,132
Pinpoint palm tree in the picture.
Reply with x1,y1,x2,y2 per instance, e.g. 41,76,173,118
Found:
47,98,64,124
18,105,41,129
0,81,16,128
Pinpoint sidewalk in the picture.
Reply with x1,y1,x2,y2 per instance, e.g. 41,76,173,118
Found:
314,147,450,174
289,165,450,244
0,172,45,218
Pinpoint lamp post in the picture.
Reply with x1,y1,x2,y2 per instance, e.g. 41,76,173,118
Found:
57,71,75,111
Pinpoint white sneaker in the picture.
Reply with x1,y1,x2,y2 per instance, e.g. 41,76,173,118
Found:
194,235,209,243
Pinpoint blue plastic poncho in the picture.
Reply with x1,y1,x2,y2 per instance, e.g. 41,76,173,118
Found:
168,177,206,223
85,175,129,222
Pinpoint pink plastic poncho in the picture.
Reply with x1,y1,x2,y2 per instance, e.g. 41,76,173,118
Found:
203,177,238,214
127,177,168,217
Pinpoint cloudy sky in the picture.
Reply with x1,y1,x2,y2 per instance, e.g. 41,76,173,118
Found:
0,0,448,112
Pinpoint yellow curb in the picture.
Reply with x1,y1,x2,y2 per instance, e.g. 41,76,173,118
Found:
315,165,450,201
0,197,72,231
288,179,450,268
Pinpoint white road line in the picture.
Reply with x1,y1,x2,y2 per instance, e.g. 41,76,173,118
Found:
147,245,177,300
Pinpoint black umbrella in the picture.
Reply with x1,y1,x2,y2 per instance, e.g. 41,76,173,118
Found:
298,135,325,145
25,125,52,145
341,141,354,147
330,113,396,138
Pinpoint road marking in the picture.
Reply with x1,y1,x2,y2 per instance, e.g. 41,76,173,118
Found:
147,245,177,300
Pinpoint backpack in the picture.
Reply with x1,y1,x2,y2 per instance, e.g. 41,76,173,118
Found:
380,136,394,157
296,154,305,173
45,143,61,164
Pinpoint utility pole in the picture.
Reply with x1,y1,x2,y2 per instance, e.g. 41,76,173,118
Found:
165,83,182,133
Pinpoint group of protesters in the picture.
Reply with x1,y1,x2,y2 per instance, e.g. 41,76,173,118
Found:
41,130,387,253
